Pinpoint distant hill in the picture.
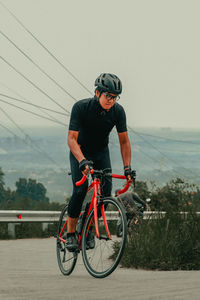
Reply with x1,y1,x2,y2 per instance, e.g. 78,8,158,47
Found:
0,126,199,202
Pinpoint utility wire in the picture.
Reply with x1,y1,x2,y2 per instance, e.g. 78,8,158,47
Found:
0,29,77,102
0,98,67,127
0,91,192,180
0,105,26,136
133,144,178,181
132,130,200,154
0,122,18,136
0,1,92,96
0,2,196,180
133,140,189,180
0,80,67,124
130,138,176,177
0,108,67,171
128,126,197,181
134,130,200,145
0,59,191,180
0,56,70,114
0,93,66,116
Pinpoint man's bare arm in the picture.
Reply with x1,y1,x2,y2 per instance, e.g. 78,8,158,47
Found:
67,130,85,163
118,131,131,167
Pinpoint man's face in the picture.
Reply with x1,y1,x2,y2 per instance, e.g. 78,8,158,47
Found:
96,90,119,110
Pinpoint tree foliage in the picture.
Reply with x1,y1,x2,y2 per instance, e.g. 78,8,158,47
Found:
130,178,200,212
150,178,200,211
0,167,69,210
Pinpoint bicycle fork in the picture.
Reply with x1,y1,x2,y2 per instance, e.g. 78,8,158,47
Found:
93,179,111,240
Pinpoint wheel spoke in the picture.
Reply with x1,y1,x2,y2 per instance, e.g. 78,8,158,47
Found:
82,197,127,278
56,205,78,276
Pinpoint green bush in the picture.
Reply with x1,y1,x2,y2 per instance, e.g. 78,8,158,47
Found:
15,222,59,239
0,222,59,239
0,223,8,239
117,210,200,270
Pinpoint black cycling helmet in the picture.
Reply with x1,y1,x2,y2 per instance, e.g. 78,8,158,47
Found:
95,73,122,95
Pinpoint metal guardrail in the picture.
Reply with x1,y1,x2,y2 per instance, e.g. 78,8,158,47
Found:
0,210,61,223
0,210,199,223
0,210,164,222
0,210,199,239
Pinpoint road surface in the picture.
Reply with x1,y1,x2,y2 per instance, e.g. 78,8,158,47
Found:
0,238,199,300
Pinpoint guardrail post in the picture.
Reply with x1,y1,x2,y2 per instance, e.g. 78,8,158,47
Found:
8,223,16,239
42,223,48,232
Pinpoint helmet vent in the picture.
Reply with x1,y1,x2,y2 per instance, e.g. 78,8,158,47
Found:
95,73,122,94
117,81,121,91
102,79,109,89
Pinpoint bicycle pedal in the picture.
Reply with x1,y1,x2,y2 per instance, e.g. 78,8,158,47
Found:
99,235,110,241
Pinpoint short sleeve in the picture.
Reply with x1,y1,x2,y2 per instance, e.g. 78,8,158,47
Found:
115,105,127,133
69,102,82,131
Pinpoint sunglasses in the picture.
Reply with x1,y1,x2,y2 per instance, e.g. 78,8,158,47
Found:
102,92,120,101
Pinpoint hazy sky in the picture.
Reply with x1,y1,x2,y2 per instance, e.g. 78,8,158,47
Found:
0,0,200,130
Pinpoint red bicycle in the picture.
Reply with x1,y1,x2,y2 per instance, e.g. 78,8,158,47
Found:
56,168,130,278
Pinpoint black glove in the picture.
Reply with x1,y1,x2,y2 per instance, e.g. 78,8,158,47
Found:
124,166,136,180
79,159,93,172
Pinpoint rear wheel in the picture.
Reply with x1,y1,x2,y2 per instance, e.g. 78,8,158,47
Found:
56,205,78,276
116,217,123,237
82,197,127,278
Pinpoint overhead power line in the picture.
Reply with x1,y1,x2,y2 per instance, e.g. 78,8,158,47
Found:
134,144,177,178
0,29,77,102
0,122,18,136
132,141,179,179
0,93,66,116
0,110,67,171
0,56,70,115
0,105,25,136
128,126,197,181
0,1,197,182
133,140,190,180
134,130,200,145
0,98,67,127
0,1,93,96
0,80,68,124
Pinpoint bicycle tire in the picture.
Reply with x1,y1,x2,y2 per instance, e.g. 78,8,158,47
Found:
116,220,123,237
82,197,127,278
56,205,78,276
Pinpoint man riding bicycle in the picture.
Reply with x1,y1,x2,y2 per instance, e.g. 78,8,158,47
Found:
66,73,134,251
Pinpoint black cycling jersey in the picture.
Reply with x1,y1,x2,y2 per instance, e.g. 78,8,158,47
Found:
69,96,127,155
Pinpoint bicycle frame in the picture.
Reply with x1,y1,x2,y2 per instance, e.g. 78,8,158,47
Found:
58,169,130,247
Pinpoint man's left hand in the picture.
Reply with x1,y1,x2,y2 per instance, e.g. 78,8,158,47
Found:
124,167,136,184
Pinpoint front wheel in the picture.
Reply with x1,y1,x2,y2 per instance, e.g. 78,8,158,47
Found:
82,197,127,278
56,205,78,276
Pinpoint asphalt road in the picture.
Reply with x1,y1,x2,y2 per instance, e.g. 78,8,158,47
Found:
0,238,199,300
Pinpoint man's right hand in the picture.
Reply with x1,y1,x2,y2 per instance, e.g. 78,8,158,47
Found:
79,159,93,175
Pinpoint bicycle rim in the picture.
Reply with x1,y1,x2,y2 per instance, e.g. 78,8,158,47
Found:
56,205,78,276
82,197,127,278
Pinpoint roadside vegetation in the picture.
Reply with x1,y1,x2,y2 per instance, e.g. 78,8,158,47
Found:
0,167,66,239
1,166,200,270
116,178,200,270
